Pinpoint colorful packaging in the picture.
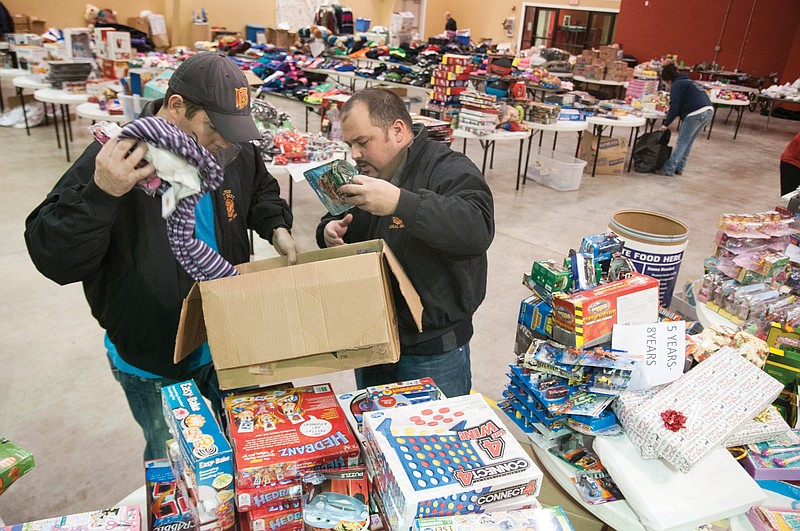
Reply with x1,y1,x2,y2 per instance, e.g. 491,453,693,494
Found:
367,378,444,410
160,380,235,527
412,506,573,530
552,273,660,348
224,384,360,488
741,430,800,480
0,438,34,495
301,466,370,531
235,478,302,513
0,506,141,531
363,394,543,531
144,458,194,531
248,506,303,531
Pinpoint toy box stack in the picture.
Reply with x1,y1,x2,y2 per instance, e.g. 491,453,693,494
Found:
458,91,499,136
362,393,543,530
94,28,132,80
161,380,236,530
144,458,194,530
625,78,660,100
573,45,633,82
426,54,474,125
222,384,360,529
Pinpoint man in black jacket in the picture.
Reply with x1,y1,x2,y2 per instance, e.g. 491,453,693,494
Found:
25,53,302,460
316,88,494,397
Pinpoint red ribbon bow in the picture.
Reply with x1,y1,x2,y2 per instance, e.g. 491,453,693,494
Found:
660,409,687,432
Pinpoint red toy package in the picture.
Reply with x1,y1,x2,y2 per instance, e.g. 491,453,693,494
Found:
248,505,303,531
236,478,302,513
224,384,360,489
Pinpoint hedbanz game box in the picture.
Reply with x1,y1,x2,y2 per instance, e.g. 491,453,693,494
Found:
362,394,543,531
224,384,360,488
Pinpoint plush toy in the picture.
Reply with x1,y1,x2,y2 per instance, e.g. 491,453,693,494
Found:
84,4,100,25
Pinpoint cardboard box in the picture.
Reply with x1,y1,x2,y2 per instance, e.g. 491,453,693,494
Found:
102,58,129,80
266,28,295,49
579,133,628,175
12,14,28,32
29,18,45,34
552,273,659,348
126,17,150,35
191,23,212,43
107,31,132,60
175,239,422,389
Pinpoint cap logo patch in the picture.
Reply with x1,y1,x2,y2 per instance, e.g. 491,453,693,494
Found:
234,87,249,109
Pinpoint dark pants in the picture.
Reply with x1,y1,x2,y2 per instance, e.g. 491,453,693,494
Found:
109,359,222,461
355,343,472,398
780,161,800,197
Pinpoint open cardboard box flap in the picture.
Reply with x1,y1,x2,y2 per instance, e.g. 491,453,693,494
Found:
174,240,422,382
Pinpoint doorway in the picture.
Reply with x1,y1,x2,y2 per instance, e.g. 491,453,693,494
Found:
518,4,618,53
394,0,426,37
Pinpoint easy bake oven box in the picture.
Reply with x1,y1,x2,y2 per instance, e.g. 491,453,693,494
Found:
552,273,660,348
161,380,234,507
224,384,360,489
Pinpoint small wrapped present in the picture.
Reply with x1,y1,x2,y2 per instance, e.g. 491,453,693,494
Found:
620,350,783,472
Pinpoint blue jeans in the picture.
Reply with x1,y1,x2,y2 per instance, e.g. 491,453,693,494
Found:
109,360,222,461
662,109,713,175
355,343,472,398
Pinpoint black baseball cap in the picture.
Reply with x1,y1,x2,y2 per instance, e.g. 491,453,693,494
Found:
169,52,260,143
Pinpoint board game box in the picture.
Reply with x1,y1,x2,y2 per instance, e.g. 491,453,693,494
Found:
224,384,360,488
363,394,543,531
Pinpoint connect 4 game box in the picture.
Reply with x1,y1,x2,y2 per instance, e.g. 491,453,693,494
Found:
363,394,543,530
224,384,360,488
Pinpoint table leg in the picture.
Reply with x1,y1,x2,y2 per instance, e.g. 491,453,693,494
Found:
628,127,634,148
490,140,495,169
462,138,467,154
724,106,732,125
515,138,524,190
575,131,583,158
66,105,73,141
304,106,309,132
18,87,30,136
480,140,490,175
734,107,743,140
591,125,602,177
766,102,776,130
707,105,718,140
249,229,254,255
62,104,71,162
628,126,640,172
523,132,534,186
538,129,544,148
51,103,61,150
552,131,558,151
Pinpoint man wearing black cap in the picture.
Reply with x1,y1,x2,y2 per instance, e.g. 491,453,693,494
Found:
25,52,301,460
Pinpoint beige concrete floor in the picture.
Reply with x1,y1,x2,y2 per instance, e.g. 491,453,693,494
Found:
0,86,797,522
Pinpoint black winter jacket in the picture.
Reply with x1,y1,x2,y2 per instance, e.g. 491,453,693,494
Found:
316,126,494,353
24,103,292,378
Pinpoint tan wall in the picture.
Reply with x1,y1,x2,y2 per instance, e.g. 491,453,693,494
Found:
4,0,166,31
424,0,620,48
170,0,278,47
347,0,396,31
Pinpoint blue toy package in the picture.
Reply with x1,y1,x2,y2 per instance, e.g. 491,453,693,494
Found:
367,377,444,409
160,380,234,527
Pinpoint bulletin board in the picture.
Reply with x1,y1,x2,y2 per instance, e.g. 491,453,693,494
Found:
277,0,321,29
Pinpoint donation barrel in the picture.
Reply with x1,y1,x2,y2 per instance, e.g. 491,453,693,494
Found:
609,210,690,307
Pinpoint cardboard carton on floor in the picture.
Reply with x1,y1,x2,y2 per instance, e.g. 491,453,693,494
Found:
175,239,422,389
579,133,627,175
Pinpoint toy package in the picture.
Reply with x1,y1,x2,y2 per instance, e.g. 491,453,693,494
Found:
247,505,303,531
0,438,34,495
363,394,543,531
0,506,141,531
166,440,236,530
235,478,302,513
570,470,624,505
301,466,370,531
161,380,235,529
747,506,800,531
412,507,574,531
303,159,357,215
741,430,800,480
224,384,360,488
144,458,194,531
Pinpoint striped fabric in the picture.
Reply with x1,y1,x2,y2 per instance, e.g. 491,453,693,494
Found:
119,117,239,281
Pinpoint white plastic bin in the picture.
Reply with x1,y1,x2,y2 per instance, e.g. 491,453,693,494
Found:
527,148,587,191
117,94,157,120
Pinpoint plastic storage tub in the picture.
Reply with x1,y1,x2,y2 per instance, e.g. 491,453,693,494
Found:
527,148,587,191
246,24,266,42
356,18,371,32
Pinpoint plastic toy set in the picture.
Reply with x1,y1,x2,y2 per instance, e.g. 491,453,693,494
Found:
161,380,235,530
362,394,543,531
